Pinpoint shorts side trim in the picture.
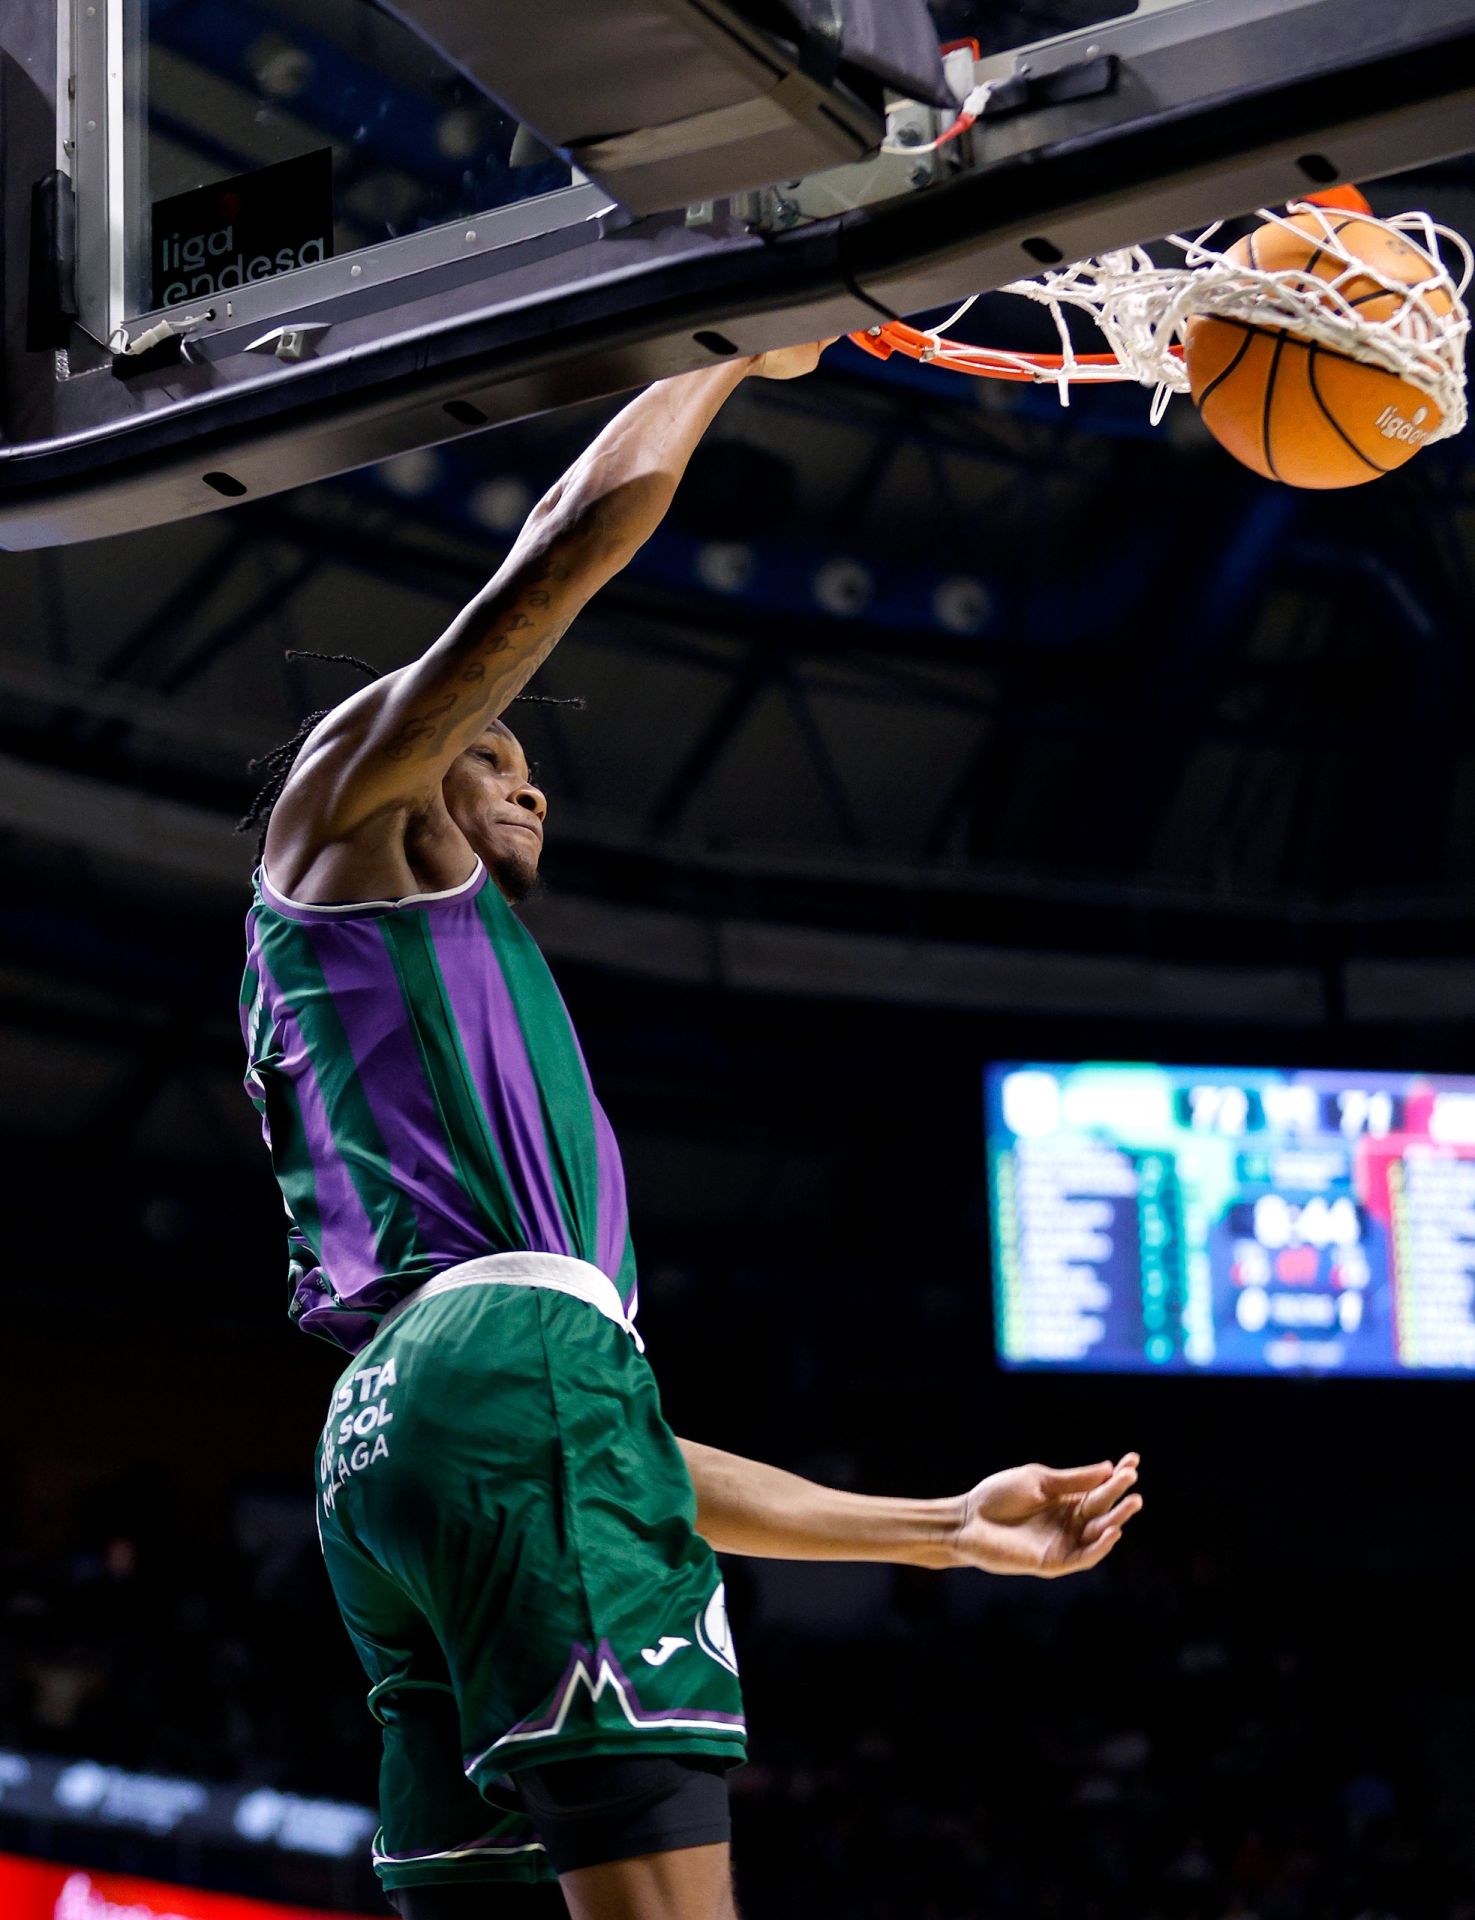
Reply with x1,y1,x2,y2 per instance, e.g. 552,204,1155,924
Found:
465,1642,746,1774
372,1826,547,1867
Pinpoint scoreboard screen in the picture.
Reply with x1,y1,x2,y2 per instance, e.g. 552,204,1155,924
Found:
986,1062,1475,1376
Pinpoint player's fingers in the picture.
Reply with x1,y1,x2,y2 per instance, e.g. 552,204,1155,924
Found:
1060,1526,1120,1574
1081,1492,1143,1545
1079,1463,1138,1522
1039,1460,1114,1499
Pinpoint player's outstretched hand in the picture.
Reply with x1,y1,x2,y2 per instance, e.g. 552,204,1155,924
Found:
748,338,839,380
952,1453,1142,1578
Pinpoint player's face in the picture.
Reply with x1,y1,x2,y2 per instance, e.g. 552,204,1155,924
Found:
442,720,546,903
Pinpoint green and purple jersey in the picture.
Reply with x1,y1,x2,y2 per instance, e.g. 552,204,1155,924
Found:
239,858,635,1354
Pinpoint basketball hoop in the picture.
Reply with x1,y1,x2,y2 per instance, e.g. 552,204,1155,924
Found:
851,188,1472,443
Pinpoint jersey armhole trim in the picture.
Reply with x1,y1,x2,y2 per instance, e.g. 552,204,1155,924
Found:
257,858,487,919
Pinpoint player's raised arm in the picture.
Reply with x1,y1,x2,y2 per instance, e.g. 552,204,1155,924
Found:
269,345,827,852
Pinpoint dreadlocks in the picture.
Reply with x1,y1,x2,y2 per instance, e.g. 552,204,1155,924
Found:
237,648,583,857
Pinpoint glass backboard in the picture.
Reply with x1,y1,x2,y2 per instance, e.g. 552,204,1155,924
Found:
127,0,572,320
65,0,590,340
89,0,1194,339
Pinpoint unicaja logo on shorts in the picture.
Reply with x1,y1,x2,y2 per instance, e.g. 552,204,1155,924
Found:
1375,402,1431,446
695,1582,739,1675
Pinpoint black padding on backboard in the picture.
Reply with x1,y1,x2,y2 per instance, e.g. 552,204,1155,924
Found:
26,170,77,351
373,0,948,214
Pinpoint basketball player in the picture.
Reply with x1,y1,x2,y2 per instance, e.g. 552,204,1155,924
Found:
238,344,1143,1920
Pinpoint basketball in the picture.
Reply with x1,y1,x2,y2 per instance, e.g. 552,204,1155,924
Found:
1184,210,1456,487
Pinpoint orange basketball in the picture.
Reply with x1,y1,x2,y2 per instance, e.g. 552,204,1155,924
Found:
1184,210,1453,487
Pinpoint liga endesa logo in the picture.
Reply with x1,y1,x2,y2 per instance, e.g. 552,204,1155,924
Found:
1374,401,1433,446
157,224,326,306
0,1852,375,1920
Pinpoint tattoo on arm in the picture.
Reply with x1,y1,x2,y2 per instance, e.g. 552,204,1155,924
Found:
381,690,459,762
377,556,569,764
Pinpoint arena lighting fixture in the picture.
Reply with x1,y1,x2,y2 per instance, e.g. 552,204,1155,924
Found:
374,449,443,497
694,540,757,593
813,557,874,616
468,476,536,531
436,106,489,161
248,34,315,101
933,574,994,635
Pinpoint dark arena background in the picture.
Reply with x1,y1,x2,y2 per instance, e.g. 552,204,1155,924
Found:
4,0,1475,1917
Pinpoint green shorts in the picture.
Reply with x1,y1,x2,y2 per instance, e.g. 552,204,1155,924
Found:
314,1272,746,1895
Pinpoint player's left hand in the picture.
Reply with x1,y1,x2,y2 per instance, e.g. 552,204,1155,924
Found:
951,1453,1142,1578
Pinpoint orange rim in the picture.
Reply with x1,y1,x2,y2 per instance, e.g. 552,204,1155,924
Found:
850,186,1374,383
847,320,1161,382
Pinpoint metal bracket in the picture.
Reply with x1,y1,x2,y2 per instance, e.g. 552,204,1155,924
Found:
244,322,332,363
974,52,1119,121
739,45,993,229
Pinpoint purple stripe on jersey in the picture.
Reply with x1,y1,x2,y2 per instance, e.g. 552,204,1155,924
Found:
254,951,383,1299
589,1097,627,1284
430,903,571,1258
306,917,513,1269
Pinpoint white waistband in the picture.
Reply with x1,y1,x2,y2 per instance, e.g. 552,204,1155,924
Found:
378,1252,643,1350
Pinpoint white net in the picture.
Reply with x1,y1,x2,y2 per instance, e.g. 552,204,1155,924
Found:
926,203,1472,439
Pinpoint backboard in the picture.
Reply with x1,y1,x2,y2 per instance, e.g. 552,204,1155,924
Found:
3,0,1475,548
